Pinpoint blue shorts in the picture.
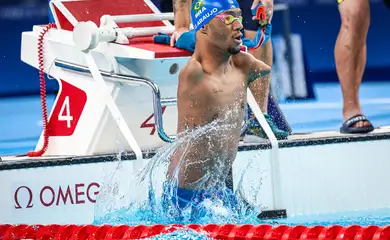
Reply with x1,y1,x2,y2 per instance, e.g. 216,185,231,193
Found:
161,182,239,221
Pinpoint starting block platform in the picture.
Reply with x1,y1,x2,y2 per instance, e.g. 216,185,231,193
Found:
52,0,192,58
0,0,390,225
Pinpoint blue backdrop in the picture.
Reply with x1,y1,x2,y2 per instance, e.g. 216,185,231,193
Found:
0,0,389,97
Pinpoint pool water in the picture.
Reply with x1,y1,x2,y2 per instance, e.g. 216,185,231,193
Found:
121,208,390,239
147,229,212,240
94,207,390,239
89,114,390,239
269,208,390,227
92,119,265,227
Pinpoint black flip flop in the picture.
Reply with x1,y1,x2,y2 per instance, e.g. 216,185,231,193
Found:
340,114,374,134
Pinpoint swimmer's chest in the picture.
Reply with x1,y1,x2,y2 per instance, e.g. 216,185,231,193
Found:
202,72,247,109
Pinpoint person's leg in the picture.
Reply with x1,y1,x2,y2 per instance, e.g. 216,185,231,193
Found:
336,0,374,133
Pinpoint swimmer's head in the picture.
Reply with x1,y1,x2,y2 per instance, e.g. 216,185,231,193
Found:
191,0,240,31
191,0,243,55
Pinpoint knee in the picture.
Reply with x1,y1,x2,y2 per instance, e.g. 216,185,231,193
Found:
339,0,370,31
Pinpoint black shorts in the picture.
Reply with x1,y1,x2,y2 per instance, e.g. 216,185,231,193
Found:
159,0,173,13
158,0,259,31
237,0,261,31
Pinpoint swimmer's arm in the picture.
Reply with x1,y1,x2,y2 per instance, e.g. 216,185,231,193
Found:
245,53,271,85
173,0,192,30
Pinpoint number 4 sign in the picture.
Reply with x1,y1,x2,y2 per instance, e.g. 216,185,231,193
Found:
48,80,87,136
58,96,73,128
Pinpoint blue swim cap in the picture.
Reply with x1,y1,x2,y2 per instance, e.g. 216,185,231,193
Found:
191,0,240,31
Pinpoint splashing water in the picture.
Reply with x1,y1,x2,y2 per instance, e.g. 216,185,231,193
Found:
93,111,265,226
145,229,212,240
90,108,390,231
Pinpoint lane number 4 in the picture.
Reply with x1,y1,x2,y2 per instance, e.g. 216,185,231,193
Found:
58,96,73,128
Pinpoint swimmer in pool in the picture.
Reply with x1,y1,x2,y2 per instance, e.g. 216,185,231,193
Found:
163,0,375,135
162,0,270,220
156,0,288,141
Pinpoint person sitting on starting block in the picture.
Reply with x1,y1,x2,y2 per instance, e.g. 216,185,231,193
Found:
161,0,270,220
153,0,289,141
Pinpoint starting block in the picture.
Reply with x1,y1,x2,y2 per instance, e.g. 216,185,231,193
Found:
22,0,195,157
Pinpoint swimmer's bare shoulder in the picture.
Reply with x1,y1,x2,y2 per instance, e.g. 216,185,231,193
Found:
178,58,204,85
232,51,271,85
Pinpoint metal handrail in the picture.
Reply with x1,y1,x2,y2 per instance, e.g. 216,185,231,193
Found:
54,60,248,142
55,60,175,142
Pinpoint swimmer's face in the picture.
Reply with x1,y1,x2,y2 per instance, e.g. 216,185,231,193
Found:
207,8,243,55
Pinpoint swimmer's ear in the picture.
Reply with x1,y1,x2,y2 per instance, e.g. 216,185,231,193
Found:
200,25,208,34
